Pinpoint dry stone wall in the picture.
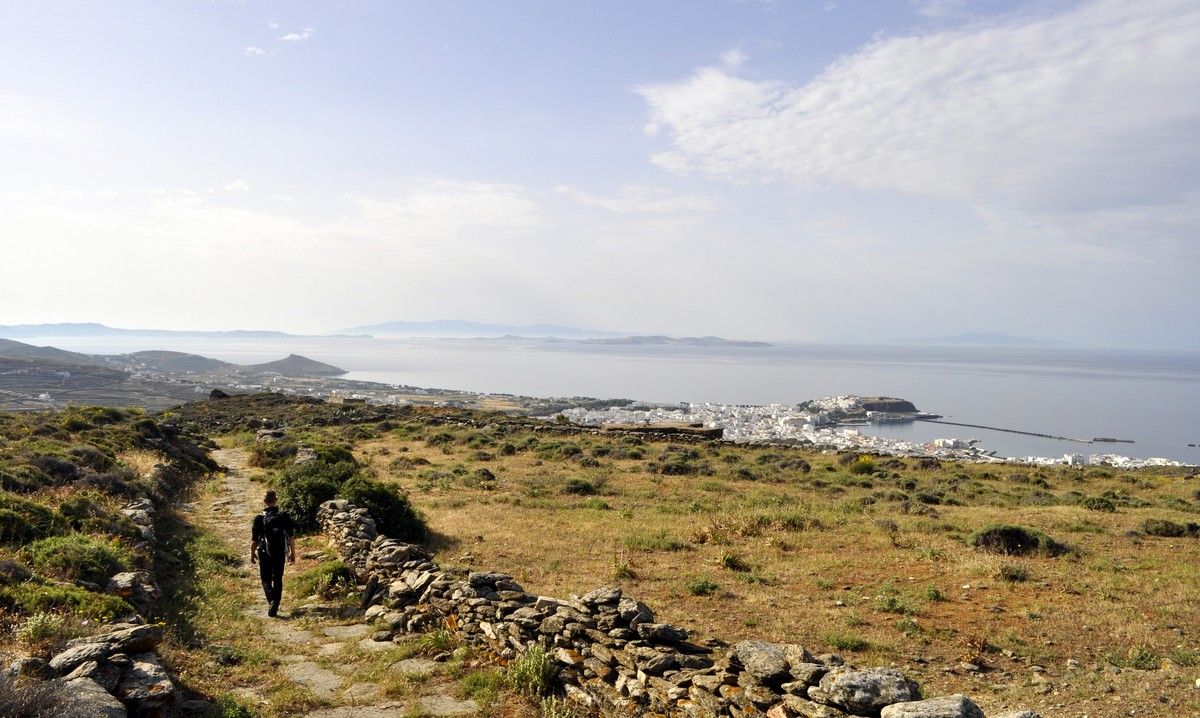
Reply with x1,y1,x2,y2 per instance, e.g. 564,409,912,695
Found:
318,500,1041,718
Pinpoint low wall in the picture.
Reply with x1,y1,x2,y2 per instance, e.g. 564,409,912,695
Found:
318,499,1039,718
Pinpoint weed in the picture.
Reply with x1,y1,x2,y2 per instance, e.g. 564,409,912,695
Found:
720,552,752,572
623,529,688,552
924,585,947,602
969,524,1066,557
686,577,720,596
997,564,1031,582
507,644,557,697
826,633,869,651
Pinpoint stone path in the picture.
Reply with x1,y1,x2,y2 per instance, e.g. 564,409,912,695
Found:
203,448,479,717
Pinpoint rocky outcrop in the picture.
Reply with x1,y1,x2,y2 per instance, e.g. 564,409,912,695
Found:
318,499,1038,718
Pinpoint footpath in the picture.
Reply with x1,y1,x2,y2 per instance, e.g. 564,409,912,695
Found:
201,448,478,718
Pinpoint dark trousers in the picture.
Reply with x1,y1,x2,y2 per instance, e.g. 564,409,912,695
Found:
258,550,286,606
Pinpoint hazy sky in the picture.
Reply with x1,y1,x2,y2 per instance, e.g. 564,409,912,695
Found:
1,0,1197,347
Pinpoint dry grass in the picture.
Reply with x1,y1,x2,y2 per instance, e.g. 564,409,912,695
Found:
349,421,1200,716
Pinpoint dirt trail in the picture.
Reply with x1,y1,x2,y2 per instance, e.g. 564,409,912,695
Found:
200,448,478,717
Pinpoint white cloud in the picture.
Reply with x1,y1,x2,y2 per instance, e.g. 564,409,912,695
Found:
555,185,716,214
720,48,748,69
278,27,314,43
267,20,280,30
223,179,250,191
244,46,268,56
638,0,1200,216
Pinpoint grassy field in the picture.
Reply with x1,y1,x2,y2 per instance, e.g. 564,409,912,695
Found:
308,415,1200,716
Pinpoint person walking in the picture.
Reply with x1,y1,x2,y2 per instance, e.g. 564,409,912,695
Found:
250,489,296,617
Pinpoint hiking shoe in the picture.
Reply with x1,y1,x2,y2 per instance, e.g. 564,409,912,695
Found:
267,602,279,617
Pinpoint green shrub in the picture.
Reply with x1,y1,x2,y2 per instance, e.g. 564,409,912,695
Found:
0,493,67,544
562,478,597,495
825,633,869,651
290,560,354,599
0,582,133,620
997,564,1031,582
337,476,427,542
16,611,79,644
273,460,358,530
848,456,876,475
1141,518,1200,538
26,534,132,585
1081,496,1117,512
969,524,1066,557
506,644,557,696
685,577,720,596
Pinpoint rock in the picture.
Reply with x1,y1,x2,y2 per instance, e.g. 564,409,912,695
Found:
9,656,53,679
294,447,319,464
555,648,584,666
617,596,655,626
580,585,623,606
789,662,829,686
781,695,850,718
106,571,161,612
809,667,920,714
115,652,176,713
64,659,124,692
991,712,1042,718
637,622,689,644
61,677,128,718
734,640,790,682
880,694,985,718
49,642,116,675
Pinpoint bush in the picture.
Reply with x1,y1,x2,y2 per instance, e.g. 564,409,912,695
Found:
1081,496,1117,512
848,456,876,475
337,476,427,542
0,582,133,620
1141,518,1200,538
685,577,720,596
507,644,557,696
825,633,869,651
26,534,132,585
562,478,597,495
969,524,1066,557
997,564,1031,582
273,460,358,531
0,493,67,544
291,560,354,599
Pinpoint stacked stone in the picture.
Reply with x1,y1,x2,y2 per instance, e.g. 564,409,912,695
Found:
11,624,175,717
316,499,1039,718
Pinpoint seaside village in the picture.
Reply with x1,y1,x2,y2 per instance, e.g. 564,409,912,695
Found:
554,395,1185,469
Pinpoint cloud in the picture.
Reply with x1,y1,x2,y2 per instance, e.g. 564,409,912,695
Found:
638,0,1200,216
555,185,717,214
278,27,314,43
266,20,279,30
223,179,250,191
244,46,268,56
720,48,748,69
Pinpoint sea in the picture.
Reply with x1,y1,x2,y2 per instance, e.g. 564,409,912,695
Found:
21,335,1200,464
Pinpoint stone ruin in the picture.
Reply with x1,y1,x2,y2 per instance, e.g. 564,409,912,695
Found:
317,499,1041,718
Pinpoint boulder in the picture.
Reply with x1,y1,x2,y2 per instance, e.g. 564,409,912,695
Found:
809,667,921,714
61,677,128,718
115,653,176,713
880,695,985,718
734,640,790,682
781,695,850,717
106,572,162,612
50,624,163,675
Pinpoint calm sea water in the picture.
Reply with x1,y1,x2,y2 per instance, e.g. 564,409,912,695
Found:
23,335,1200,463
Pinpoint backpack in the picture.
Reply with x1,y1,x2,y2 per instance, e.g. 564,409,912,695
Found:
259,510,289,558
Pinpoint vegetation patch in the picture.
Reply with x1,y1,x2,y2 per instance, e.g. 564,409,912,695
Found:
26,533,133,585
1140,518,1200,538
969,524,1067,557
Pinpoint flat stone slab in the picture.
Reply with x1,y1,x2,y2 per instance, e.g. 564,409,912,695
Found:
323,624,372,639
390,658,438,676
261,622,316,643
280,654,308,664
289,662,343,698
318,642,345,656
342,683,379,702
302,705,403,718
414,694,478,717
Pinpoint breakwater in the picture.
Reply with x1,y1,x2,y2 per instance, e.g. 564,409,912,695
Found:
916,418,1092,445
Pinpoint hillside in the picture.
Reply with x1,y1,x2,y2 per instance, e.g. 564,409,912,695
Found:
127,350,234,373
242,353,345,376
0,337,103,365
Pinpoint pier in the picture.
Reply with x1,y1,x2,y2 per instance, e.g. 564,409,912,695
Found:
916,418,1094,444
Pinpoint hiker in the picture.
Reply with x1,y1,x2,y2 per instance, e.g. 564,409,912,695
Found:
250,489,296,617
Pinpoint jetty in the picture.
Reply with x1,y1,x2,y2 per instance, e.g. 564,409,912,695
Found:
916,418,1094,444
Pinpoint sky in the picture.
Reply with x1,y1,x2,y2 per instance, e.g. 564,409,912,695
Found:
1,0,1197,347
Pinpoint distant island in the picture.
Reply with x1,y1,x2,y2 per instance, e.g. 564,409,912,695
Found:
0,339,344,377
0,322,365,340
338,319,619,339
581,335,772,348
